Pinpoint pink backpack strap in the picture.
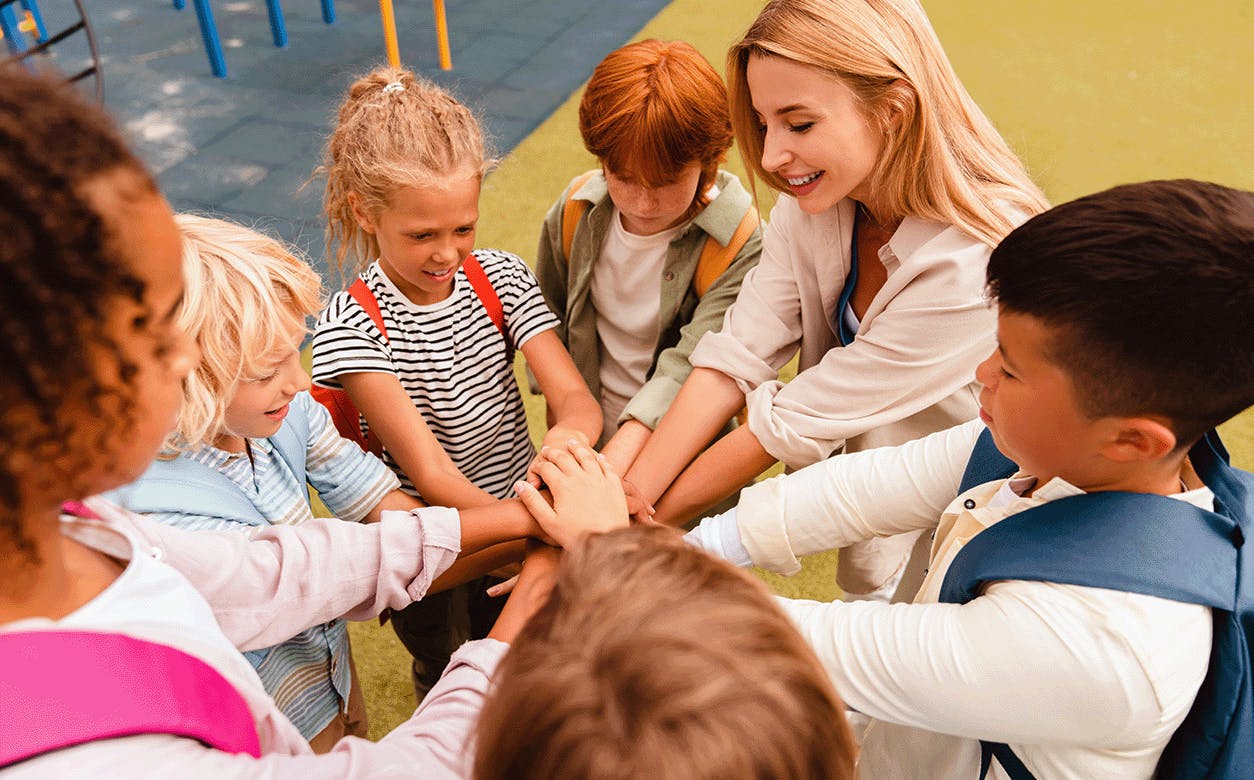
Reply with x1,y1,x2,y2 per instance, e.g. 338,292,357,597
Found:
0,631,261,766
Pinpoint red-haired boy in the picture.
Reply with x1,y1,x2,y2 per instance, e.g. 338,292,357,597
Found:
535,39,762,478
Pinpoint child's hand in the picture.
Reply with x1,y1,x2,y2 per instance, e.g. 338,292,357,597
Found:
621,478,656,524
486,541,562,641
526,427,591,488
514,440,628,547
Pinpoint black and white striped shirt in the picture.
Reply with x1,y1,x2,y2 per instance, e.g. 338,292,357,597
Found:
311,249,558,499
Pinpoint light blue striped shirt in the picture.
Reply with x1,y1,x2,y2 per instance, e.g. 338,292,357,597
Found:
145,392,399,738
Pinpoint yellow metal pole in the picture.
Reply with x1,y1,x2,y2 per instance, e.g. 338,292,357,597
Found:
378,0,400,68
432,0,452,70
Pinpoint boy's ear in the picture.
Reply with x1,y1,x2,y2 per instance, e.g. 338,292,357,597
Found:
1099,416,1178,463
347,192,376,235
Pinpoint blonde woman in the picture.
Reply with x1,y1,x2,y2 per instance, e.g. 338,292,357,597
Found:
625,0,1048,601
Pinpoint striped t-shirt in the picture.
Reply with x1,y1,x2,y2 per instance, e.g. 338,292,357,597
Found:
311,249,559,499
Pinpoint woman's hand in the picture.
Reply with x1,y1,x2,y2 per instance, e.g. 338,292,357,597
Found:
515,439,628,548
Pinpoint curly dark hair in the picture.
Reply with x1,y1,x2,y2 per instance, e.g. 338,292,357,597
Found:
0,68,154,560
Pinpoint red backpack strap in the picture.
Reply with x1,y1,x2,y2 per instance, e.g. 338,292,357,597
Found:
0,631,261,766
462,254,514,363
347,277,387,342
310,277,388,455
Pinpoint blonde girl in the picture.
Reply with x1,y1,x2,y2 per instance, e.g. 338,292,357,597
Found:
625,0,1049,601
314,67,600,509
311,67,600,693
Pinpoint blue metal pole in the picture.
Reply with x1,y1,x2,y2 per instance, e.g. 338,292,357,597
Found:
264,0,287,47
0,4,27,54
191,0,227,78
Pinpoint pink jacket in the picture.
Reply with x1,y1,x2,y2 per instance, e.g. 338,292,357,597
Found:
3,498,502,778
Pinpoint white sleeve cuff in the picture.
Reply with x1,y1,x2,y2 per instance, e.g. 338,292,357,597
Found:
683,508,753,567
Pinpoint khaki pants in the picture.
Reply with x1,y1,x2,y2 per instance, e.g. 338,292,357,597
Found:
307,644,369,753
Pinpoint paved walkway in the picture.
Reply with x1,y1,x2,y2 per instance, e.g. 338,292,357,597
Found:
49,0,667,276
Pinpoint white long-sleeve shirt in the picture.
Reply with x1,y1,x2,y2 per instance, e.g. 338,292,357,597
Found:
689,196,997,467
702,420,1212,779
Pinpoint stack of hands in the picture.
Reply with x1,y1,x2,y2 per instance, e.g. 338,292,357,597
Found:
484,439,656,601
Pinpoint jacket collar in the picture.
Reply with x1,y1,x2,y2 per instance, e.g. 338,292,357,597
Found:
574,169,753,245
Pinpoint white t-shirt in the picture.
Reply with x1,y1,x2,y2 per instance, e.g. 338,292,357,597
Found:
590,210,681,433
311,249,558,499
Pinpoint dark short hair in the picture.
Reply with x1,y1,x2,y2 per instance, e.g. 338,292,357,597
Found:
987,179,1254,445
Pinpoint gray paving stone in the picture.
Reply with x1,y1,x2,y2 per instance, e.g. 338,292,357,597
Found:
75,0,669,274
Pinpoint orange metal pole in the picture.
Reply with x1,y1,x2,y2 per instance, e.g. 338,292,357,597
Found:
378,0,400,68
433,0,452,70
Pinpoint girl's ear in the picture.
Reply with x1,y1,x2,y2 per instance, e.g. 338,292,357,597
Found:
347,192,377,235
1100,417,1178,464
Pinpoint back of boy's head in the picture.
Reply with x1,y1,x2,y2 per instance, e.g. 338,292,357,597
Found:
170,215,322,452
0,68,155,552
474,526,856,780
579,39,734,219
987,179,1254,446
322,66,491,276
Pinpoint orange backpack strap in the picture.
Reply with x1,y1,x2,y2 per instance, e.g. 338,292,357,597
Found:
560,170,599,262
692,204,760,298
462,254,514,364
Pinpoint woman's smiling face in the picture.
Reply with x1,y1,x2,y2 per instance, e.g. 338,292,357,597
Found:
747,54,883,214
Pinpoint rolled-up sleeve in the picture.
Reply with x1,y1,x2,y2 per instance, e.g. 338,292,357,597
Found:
737,420,980,574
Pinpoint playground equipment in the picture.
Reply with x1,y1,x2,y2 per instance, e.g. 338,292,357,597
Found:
0,0,103,103
176,0,452,79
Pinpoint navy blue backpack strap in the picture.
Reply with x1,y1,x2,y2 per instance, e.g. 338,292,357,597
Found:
979,741,1035,780
959,427,1019,495
939,490,1236,607
942,430,1252,780
834,215,859,347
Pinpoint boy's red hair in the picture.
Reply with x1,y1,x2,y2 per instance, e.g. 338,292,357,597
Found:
578,39,733,219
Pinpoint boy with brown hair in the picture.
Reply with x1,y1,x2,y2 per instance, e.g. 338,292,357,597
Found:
686,179,1254,778
474,523,856,780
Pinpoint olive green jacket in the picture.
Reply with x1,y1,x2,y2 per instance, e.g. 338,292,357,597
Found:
534,169,762,434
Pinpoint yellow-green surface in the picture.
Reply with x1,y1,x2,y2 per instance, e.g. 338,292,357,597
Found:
350,0,1254,738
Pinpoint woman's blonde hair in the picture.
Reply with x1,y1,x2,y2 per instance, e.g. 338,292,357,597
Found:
321,66,493,277
728,0,1048,246
168,214,323,452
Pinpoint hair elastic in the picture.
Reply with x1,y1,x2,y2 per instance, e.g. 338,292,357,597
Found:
382,81,406,94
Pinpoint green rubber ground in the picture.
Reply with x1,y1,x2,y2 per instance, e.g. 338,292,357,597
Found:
349,0,1254,739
